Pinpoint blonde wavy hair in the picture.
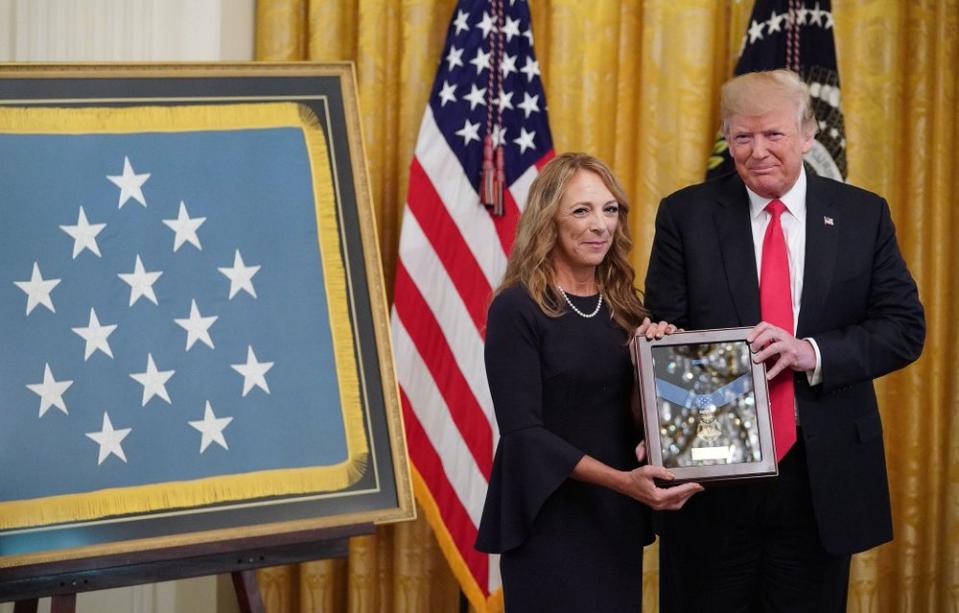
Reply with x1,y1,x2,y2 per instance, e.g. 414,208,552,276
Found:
497,152,647,334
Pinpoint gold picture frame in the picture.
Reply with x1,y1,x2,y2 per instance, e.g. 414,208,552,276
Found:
0,63,413,575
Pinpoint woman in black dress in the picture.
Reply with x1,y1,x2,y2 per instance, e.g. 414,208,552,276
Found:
475,153,702,611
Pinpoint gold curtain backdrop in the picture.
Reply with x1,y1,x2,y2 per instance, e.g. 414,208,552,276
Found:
254,1,959,611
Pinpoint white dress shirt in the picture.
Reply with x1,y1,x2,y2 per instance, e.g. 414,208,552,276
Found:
745,168,823,386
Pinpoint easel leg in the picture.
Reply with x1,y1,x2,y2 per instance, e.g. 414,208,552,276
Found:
13,600,38,613
232,570,265,613
50,594,76,613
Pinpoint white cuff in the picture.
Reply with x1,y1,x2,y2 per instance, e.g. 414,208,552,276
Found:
804,337,823,386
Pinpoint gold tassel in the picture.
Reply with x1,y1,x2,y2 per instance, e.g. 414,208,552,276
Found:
480,134,496,210
493,144,505,216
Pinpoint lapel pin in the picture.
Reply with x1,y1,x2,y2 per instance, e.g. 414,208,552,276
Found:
824,216,834,226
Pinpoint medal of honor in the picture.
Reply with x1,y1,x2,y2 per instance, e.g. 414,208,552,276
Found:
631,327,778,483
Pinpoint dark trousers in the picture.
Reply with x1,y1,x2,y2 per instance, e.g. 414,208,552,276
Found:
658,437,850,613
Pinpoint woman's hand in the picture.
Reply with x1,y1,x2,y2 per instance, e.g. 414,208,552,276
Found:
571,444,703,511
619,442,703,511
635,317,679,340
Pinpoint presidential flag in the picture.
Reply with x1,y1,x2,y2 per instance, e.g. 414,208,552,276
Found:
0,103,367,535
707,0,847,181
391,0,553,609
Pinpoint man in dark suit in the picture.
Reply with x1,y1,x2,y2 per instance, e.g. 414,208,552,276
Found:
644,69,925,611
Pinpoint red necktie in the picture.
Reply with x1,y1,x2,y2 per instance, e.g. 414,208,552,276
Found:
760,199,796,462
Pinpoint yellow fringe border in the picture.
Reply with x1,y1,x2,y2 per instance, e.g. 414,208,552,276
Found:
0,102,369,530
411,466,504,613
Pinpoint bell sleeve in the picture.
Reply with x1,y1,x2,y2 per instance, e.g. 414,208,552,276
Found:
474,289,585,554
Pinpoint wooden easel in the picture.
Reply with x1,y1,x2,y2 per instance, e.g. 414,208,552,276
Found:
12,570,259,613
3,524,374,613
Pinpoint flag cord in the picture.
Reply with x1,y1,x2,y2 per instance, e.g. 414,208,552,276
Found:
481,0,506,216
787,0,801,73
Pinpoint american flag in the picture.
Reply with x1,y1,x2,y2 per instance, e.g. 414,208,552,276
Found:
0,112,361,532
707,0,847,181
390,0,553,608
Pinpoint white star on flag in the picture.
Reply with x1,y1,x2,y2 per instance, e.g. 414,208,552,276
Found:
72,308,117,361
456,119,481,145
518,92,541,118
14,262,60,315
162,201,206,252
438,81,458,107
174,299,218,351
106,156,150,209
453,9,469,34
513,127,536,154
464,84,487,110
502,16,521,42
218,249,260,299
85,412,131,465
129,353,175,406
491,125,507,147
118,254,163,306
231,345,274,397
520,56,540,82
446,46,464,71
470,48,492,75
501,53,518,78
767,11,785,33
60,206,106,259
477,11,497,38
188,401,233,453
809,3,825,26
26,363,73,417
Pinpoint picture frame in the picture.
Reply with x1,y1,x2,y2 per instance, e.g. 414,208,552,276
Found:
631,327,777,483
0,63,413,574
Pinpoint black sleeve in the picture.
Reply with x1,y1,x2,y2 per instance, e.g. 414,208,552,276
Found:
814,199,926,391
474,288,585,554
644,196,690,328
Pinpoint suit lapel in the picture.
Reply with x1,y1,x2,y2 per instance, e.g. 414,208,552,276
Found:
714,175,761,326
798,175,838,337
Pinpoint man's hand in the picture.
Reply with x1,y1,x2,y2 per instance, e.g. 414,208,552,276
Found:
747,321,817,379
636,317,679,340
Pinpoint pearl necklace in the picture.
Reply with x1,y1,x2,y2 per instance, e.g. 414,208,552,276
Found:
557,286,603,318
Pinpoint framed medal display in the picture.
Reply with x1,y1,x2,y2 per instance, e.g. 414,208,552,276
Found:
0,64,414,578
630,327,778,483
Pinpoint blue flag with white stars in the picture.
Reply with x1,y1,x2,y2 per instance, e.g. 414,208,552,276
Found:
0,103,367,530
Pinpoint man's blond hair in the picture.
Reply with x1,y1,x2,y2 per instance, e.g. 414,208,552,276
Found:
720,69,817,137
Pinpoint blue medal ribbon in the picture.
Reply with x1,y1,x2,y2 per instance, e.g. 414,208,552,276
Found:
655,372,753,410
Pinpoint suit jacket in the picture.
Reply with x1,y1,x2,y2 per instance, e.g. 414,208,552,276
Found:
644,171,925,555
